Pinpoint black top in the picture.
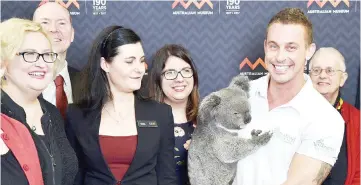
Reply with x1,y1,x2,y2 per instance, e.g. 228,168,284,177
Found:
65,97,178,185
174,121,194,185
1,151,29,185
1,134,53,185
1,90,78,185
37,135,53,185
323,93,348,185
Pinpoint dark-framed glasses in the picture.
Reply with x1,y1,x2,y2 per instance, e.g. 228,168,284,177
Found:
162,68,194,80
16,52,58,63
310,67,345,76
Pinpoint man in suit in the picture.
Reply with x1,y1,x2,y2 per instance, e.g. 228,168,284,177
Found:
33,2,78,118
309,47,360,185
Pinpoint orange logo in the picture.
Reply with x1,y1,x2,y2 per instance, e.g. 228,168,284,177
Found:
172,0,213,9
239,58,266,70
39,0,80,9
307,0,350,8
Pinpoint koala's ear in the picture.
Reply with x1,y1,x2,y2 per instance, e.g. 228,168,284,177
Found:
229,75,250,92
206,94,221,108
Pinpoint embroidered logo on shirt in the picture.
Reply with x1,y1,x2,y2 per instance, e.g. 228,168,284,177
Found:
314,139,336,154
274,127,296,144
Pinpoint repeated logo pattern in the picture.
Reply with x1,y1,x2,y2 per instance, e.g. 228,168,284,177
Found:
239,58,267,70
39,0,80,9
172,0,213,9
307,0,350,8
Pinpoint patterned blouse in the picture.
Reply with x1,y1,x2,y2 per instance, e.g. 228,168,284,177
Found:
174,121,195,185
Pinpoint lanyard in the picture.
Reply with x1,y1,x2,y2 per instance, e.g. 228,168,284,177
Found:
336,98,344,110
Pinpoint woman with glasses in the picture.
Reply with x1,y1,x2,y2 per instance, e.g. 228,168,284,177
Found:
309,47,360,185
65,26,177,185
0,18,78,185
148,44,200,185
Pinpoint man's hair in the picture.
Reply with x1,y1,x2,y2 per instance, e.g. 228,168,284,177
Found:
266,8,313,45
33,2,72,23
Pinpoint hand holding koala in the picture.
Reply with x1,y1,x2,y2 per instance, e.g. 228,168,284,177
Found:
187,75,273,185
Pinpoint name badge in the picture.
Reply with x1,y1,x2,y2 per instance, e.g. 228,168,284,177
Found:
137,120,158,127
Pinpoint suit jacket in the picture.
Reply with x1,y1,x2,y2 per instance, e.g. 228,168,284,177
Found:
65,97,177,185
68,65,79,85
68,66,80,101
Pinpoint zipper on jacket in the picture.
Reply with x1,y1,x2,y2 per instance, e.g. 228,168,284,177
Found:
40,138,56,185
40,117,56,185
23,117,56,185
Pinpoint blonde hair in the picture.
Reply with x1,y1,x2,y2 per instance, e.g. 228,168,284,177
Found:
0,18,56,83
0,18,53,63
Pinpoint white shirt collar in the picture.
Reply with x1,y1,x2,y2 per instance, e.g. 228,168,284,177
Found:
255,74,270,98
254,73,314,112
57,60,69,85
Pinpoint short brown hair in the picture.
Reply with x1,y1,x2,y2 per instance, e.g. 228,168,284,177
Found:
266,8,313,45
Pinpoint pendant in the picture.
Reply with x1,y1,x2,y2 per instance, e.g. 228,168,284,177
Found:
31,125,36,131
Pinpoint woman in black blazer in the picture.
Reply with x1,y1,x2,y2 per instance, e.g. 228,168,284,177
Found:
65,26,177,185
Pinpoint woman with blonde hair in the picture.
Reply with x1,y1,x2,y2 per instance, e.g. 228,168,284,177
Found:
0,18,78,185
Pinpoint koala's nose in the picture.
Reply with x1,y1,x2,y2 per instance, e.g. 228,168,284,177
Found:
244,112,252,124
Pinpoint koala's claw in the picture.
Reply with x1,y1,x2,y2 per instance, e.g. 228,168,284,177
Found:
251,131,273,145
251,129,262,136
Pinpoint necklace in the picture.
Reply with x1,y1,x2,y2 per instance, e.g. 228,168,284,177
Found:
31,125,37,131
104,108,122,124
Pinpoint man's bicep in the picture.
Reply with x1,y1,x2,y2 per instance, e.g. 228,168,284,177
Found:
284,119,344,185
297,120,344,166
282,153,332,185
312,161,332,184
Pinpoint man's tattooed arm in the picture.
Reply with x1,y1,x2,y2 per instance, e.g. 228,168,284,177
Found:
280,154,333,185
312,162,332,184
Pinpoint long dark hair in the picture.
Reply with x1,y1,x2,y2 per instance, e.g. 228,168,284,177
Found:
148,44,200,124
74,25,142,111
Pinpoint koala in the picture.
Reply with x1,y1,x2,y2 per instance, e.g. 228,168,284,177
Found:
187,75,272,185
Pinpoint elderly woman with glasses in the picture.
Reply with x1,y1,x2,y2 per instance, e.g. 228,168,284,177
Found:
148,44,200,185
0,18,78,185
309,47,360,185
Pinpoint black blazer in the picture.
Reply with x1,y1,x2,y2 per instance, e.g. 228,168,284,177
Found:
65,97,177,185
68,66,80,99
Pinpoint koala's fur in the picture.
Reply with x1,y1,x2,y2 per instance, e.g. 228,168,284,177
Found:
187,75,272,185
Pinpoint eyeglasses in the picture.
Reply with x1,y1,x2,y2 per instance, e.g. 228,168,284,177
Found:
310,67,345,76
162,68,194,80
16,52,58,63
